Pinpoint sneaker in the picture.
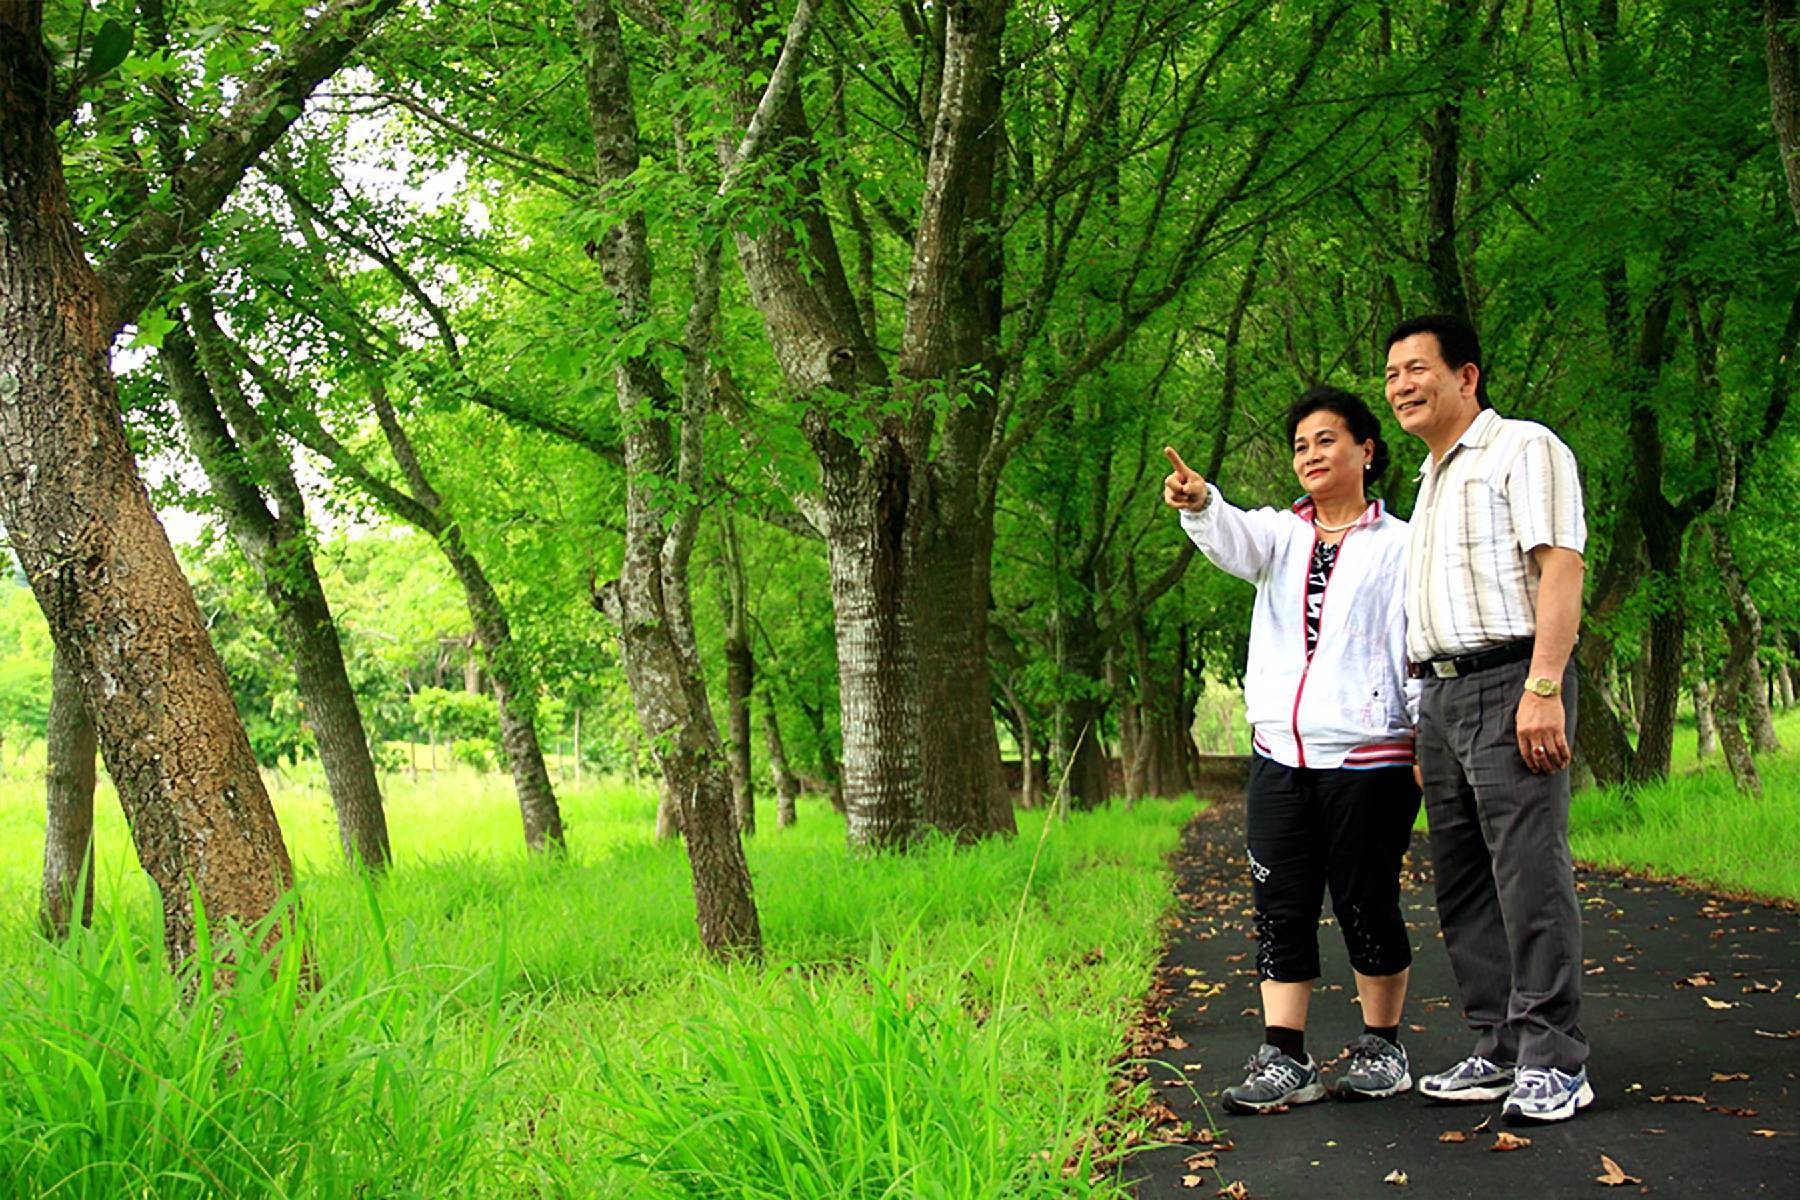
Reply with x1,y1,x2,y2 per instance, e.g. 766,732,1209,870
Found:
1502,1066,1594,1124
1332,1033,1412,1101
1418,1053,1515,1102
1221,1043,1326,1113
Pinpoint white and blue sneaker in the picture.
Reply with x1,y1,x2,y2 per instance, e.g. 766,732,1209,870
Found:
1418,1053,1515,1102
1221,1043,1327,1113
1502,1065,1594,1123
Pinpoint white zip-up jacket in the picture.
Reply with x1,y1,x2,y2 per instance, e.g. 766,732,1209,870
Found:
1180,484,1419,770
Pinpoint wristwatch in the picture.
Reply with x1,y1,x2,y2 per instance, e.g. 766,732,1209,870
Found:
1524,676,1562,698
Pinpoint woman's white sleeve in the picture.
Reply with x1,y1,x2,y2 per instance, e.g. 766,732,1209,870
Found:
1177,484,1282,584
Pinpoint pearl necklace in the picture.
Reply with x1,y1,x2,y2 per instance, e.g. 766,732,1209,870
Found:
1311,505,1368,533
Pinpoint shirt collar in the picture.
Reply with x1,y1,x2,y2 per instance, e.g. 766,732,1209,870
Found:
1414,407,1501,479
1290,496,1385,529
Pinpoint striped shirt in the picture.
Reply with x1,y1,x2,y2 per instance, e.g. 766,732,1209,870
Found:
1404,408,1586,661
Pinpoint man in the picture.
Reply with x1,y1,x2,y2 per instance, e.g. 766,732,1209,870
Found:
1385,313,1592,1124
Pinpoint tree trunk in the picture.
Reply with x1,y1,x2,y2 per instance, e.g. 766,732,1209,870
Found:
720,516,756,835
438,525,566,850
40,648,97,941
1710,668,1762,797
1779,654,1796,709
1747,654,1784,754
166,313,391,871
0,14,297,968
816,435,925,848
913,504,1012,840
1769,0,1800,230
1693,678,1716,760
579,0,760,958
800,699,847,814
762,706,800,828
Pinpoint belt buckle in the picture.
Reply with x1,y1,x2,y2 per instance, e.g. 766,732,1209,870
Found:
1431,659,1458,679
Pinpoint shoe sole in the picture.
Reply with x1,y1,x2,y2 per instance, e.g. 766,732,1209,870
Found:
1334,1072,1413,1102
1418,1080,1513,1103
1503,1080,1595,1124
1222,1081,1327,1113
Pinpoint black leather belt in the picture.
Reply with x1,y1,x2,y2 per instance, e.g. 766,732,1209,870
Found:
1408,639,1534,680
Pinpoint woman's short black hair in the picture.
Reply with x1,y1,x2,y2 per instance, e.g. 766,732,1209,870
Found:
1285,385,1390,481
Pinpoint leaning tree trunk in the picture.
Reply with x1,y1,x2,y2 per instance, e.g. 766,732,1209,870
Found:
800,699,847,814
439,528,566,851
40,648,97,941
579,0,760,958
1746,655,1784,755
0,16,297,968
165,315,391,871
762,706,800,828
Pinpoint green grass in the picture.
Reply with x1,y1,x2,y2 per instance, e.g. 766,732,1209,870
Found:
0,764,1200,1198
1570,706,1800,902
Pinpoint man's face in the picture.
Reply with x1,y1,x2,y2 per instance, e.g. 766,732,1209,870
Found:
1385,332,1479,444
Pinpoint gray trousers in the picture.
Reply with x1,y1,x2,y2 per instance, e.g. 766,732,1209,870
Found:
1418,658,1588,1072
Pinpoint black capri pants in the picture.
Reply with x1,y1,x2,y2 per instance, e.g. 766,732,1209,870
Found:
1246,757,1421,982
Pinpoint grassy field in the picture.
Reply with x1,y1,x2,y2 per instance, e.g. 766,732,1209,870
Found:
0,766,1199,1198
1570,707,1800,902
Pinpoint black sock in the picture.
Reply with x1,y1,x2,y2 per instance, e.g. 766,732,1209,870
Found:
1265,1025,1306,1061
1364,1023,1401,1046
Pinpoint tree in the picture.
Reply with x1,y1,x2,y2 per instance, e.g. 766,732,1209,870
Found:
0,0,398,966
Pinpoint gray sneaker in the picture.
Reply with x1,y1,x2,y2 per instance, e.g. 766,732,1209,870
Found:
1332,1034,1412,1101
1502,1066,1594,1123
1418,1053,1515,1102
1222,1043,1326,1113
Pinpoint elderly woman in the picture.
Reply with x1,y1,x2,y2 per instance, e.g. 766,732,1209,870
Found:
1163,385,1422,1113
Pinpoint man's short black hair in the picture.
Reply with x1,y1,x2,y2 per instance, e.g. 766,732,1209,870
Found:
1386,313,1489,409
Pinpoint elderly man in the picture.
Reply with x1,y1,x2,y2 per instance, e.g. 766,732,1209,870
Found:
1385,313,1591,1124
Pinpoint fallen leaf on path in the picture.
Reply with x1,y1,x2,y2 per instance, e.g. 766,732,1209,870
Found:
1383,1169,1409,1185
1438,1130,1468,1143
1650,1094,1706,1104
1168,1036,1190,1050
1704,1105,1758,1117
1749,1129,1779,1138
1184,1152,1217,1170
1217,1182,1250,1199
1703,996,1740,1010
1595,1154,1641,1187
1711,1072,1750,1082
1407,1023,1426,1033
1753,1028,1799,1039
1676,972,1717,988
1584,965,1605,975
1181,1175,1203,1189
1491,1132,1532,1152
1471,1115,1493,1134
1742,979,1781,994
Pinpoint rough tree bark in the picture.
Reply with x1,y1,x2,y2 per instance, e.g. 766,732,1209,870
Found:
578,0,761,958
165,311,391,871
40,648,96,940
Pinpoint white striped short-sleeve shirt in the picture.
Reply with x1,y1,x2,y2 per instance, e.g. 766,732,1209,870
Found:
1405,408,1586,661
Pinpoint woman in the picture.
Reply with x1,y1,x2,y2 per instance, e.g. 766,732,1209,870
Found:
1163,385,1422,1113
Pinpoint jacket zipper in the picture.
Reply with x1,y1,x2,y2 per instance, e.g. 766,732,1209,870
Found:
1291,516,1359,768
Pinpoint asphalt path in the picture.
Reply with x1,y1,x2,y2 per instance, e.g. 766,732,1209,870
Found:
1122,799,1800,1198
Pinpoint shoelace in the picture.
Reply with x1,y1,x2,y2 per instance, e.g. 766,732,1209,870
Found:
1512,1067,1558,1095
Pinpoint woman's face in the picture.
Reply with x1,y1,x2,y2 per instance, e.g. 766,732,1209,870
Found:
1291,409,1372,503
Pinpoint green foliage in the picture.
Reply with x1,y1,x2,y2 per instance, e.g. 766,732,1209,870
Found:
0,898,514,1198
0,779,1200,1197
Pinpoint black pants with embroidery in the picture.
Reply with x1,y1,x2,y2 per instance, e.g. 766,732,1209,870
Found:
1245,756,1421,982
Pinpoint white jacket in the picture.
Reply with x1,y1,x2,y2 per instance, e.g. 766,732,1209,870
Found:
1180,484,1419,770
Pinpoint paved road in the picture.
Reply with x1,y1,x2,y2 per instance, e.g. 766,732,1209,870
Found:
1123,799,1800,1198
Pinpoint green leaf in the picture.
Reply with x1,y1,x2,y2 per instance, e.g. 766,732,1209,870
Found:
130,307,176,350
84,18,132,81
